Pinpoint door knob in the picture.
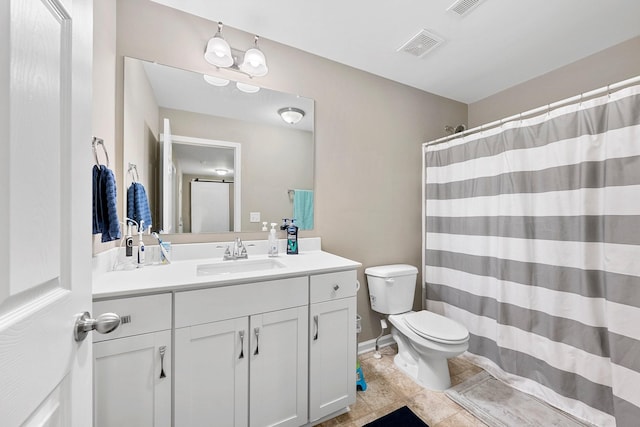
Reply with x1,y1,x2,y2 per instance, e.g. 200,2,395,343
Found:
74,311,121,342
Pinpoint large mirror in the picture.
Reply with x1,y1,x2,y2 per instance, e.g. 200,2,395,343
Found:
123,57,314,234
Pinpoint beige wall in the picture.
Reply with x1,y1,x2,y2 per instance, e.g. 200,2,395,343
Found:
469,36,640,127
96,0,467,343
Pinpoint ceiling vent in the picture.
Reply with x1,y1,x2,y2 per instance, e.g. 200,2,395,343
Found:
447,0,484,16
397,29,444,58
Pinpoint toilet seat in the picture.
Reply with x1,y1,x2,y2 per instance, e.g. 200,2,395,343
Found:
403,311,469,344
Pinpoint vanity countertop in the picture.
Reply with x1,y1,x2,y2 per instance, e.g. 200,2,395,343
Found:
93,249,361,300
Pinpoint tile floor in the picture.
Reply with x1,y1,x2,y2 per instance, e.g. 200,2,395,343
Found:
317,346,487,427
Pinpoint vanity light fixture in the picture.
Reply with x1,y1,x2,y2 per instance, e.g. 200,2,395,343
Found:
278,107,305,125
239,36,268,77
204,22,268,78
204,22,234,67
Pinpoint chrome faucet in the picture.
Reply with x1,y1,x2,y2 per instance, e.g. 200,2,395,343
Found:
224,237,248,260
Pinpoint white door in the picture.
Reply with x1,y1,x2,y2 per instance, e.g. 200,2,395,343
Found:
190,180,230,233
174,317,249,427
161,118,173,233
250,307,308,427
0,0,94,425
94,331,171,427
309,298,357,421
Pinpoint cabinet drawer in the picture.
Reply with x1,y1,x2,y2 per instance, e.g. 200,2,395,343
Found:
93,294,172,342
310,270,357,303
175,276,308,328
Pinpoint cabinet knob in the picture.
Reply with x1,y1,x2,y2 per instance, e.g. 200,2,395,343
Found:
333,284,340,291
74,312,121,342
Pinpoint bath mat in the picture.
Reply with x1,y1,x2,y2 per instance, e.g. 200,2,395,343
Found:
445,372,596,427
364,405,428,427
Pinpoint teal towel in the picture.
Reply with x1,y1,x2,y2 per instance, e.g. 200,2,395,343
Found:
293,189,314,230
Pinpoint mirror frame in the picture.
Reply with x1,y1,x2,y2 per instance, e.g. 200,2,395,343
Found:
122,56,316,235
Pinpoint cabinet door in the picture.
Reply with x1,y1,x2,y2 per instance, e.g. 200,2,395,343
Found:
93,330,171,427
309,297,357,422
250,306,308,427
174,317,249,427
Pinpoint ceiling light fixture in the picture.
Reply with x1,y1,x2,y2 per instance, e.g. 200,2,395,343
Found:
204,22,268,78
278,107,305,125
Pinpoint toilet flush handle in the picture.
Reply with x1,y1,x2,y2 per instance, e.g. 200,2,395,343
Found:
385,278,395,285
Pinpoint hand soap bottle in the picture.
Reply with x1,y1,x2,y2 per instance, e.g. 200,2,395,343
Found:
268,223,278,257
286,219,298,255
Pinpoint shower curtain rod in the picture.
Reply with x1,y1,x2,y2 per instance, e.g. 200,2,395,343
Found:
425,74,640,148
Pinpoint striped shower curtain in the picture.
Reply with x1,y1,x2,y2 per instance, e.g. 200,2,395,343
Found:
423,84,640,426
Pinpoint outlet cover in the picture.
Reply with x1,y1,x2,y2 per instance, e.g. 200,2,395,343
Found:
250,212,261,222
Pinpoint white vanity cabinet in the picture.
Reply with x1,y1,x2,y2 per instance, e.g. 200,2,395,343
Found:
92,294,172,427
174,277,309,427
309,271,357,423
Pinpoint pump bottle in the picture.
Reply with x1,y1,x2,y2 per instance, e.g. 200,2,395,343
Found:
268,223,279,257
286,219,299,255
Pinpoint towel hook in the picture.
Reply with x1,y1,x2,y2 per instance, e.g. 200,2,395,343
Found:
128,163,139,183
92,137,110,168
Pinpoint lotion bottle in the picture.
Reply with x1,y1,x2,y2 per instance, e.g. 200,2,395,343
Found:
268,223,278,257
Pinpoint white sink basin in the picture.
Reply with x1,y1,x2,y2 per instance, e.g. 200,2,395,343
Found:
197,258,286,276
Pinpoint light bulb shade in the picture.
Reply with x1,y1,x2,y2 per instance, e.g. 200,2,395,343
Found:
236,81,260,93
203,74,230,86
204,35,233,67
278,107,305,124
239,47,268,77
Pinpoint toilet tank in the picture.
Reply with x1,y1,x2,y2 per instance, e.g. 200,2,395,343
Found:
365,264,418,314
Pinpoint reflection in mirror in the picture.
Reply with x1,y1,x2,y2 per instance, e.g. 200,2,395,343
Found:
123,57,314,234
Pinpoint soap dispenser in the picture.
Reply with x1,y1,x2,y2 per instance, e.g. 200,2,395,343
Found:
286,219,298,255
268,223,278,257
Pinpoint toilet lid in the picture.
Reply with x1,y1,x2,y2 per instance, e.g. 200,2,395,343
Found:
404,311,469,344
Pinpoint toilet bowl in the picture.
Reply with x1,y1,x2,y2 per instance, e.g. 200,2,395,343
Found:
365,265,469,390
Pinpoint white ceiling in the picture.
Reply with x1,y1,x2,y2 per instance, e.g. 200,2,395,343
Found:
151,0,640,104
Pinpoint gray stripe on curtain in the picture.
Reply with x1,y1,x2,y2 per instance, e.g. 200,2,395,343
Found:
608,332,640,372
426,215,640,245
426,156,640,200
427,282,610,357
425,249,640,307
426,93,640,168
470,334,615,415
613,397,640,427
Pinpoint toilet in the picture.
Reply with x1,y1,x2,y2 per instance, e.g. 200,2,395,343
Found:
365,264,469,390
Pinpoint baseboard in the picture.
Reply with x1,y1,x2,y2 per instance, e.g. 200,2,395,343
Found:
357,334,395,355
